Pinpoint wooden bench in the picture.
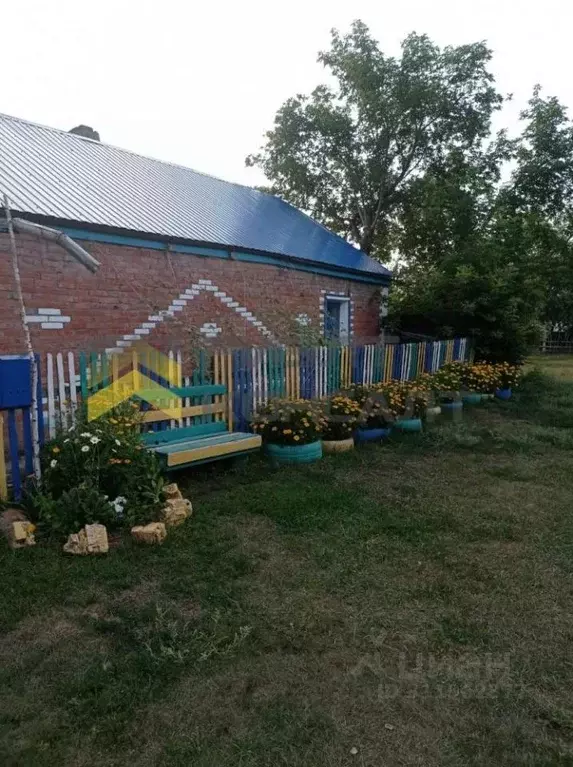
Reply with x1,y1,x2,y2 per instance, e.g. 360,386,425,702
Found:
138,384,261,470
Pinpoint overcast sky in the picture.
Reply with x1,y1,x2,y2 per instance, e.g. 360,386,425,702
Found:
3,0,572,187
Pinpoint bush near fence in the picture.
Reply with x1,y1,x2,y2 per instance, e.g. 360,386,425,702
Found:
1,339,470,498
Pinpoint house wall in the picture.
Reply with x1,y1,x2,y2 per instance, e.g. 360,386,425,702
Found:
0,232,383,356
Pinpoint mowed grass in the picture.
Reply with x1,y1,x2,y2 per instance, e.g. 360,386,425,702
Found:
2,358,573,765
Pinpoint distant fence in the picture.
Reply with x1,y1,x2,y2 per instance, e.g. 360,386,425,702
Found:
1,338,470,498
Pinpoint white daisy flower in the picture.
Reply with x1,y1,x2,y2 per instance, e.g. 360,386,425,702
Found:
63,438,70,443
115,439,121,446
80,432,91,438
90,436,101,444
50,459,57,468
81,445,90,453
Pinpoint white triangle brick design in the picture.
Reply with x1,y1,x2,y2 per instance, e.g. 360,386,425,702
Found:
115,281,277,349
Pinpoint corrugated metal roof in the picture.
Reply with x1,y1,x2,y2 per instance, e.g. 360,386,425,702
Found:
0,113,390,279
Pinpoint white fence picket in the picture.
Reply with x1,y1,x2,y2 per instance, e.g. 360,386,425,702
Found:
46,353,56,438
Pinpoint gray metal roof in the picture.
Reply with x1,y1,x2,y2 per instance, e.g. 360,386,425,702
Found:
0,113,390,279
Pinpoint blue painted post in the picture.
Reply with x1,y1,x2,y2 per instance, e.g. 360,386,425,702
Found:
392,345,402,380
453,338,461,361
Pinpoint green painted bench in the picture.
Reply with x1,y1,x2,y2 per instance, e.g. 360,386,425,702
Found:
139,384,261,470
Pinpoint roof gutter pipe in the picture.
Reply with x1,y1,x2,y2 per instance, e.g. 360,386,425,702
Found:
11,217,100,273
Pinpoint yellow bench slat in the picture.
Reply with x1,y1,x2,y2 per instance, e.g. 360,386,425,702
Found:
166,435,261,467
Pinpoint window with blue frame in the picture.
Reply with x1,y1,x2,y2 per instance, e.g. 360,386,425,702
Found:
324,296,350,342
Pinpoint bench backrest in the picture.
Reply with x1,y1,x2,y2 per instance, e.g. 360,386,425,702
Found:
139,384,231,446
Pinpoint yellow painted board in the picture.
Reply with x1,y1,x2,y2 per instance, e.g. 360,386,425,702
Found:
167,435,262,467
141,403,226,423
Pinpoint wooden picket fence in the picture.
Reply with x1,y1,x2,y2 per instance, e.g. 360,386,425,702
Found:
1,338,469,498
40,338,469,435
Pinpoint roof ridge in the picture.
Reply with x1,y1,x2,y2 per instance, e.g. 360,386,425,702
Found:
0,111,264,195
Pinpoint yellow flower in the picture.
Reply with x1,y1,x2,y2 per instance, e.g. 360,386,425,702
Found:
52,446,60,454
294,435,300,441
283,429,292,435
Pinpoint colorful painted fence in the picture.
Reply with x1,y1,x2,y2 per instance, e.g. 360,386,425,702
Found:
1,338,470,498
40,338,469,434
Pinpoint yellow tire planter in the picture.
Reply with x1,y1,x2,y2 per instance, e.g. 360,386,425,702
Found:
322,437,355,454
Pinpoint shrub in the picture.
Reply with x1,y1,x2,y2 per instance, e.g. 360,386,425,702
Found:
373,380,429,419
29,402,165,536
493,363,522,390
31,485,116,537
467,362,498,393
431,364,463,403
344,384,372,407
252,399,326,445
323,395,363,440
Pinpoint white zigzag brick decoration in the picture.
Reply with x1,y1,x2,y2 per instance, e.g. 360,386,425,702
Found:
115,281,277,349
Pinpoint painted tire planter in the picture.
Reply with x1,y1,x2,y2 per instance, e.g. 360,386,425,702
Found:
441,400,463,411
462,393,482,405
265,441,322,466
393,418,423,433
495,388,512,401
355,427,391,444
322,437,354,454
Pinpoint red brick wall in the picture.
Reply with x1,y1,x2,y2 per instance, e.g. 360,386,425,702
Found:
0,232,382,355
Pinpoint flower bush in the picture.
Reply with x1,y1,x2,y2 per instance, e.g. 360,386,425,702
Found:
344,384,372,407
323,395,363,440
467,362,498,393
26,402,165,536
252,399,326,445
493,362,522,390
373,380,429,419
430,363,463,403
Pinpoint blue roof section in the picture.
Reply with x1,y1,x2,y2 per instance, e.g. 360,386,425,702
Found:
0,113,391,280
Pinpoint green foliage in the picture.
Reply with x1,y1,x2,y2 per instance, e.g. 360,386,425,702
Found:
26,403,165,536
250,21,573,356
247,20,502,257
34,485,116,537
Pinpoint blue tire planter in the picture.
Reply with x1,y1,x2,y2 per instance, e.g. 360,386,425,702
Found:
441,400,463,411
393,418,423,433
265,440,323,466
495,388,512,401
462,393,482,405
355,427,391,444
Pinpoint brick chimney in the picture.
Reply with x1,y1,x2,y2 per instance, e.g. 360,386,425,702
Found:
68,125,100,141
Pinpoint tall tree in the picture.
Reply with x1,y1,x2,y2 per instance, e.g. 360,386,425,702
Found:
247,21,503,257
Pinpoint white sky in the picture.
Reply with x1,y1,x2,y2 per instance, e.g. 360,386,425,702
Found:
3,0,572,187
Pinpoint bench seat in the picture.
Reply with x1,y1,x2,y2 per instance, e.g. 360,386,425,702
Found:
150,430,261,468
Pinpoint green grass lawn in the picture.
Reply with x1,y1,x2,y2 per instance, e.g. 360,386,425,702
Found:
3,358,573,766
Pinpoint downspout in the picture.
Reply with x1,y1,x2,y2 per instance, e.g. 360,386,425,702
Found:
2,198,100,480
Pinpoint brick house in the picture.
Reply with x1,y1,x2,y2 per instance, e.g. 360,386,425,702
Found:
0,114,391,356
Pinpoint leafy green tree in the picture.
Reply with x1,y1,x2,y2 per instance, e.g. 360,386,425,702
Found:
247,20,503,257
